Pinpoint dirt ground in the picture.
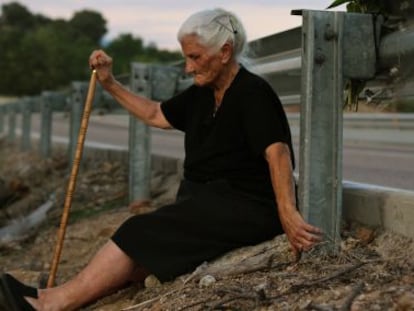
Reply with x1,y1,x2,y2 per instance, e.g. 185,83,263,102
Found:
0,139,414,311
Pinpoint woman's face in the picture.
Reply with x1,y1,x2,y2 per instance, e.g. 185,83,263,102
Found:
180,35,224,87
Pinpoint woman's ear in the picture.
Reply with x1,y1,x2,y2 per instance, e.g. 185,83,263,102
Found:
220,43,233,64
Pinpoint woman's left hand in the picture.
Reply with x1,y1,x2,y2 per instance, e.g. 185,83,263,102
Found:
279,208,322,260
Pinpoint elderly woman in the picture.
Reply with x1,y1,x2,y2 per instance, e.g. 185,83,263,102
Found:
1,8,322,311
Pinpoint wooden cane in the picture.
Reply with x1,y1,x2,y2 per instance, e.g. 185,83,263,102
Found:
47,70,97,288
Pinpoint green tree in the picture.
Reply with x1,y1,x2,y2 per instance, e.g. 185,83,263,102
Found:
23,20,95,92
69,10,107,45
106,33,144,73
106,34,182,74
0,2,181,95
0,2,35,30
0,26,22,94
0,3,103,95
135,42,182,66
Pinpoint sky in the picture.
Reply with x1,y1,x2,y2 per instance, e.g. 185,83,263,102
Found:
0,0,346,50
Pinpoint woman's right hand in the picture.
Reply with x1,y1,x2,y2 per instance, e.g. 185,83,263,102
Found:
89,50,115,87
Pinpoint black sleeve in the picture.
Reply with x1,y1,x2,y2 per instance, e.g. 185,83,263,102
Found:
241,81,291,157
160,86,196,132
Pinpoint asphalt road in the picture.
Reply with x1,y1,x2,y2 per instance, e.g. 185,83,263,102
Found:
342,144,414,191
9,113,414,192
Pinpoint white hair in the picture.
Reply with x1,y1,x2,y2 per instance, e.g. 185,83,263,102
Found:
177,8,248,62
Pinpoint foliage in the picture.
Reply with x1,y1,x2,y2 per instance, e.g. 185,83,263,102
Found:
392,100,414,112
105,34,181,75
0,2,182,96
69,10,107,45
0,2,37,29
327,0,388,14
327,0,392,111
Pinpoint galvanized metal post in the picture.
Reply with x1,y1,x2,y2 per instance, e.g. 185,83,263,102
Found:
150,65,182,101
128,63,181,203
295,10,377,253
0,106,6,134
40,92,53,157
69,82,88,163
0,106,4,134
129,63,152,203
40,91,63,157
7,104,17,143
20,97,33,151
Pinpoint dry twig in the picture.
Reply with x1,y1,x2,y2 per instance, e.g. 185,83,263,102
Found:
338,281,365,311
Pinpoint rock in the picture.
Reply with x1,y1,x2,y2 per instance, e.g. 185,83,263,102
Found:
199,275,216,288
144,275,161,288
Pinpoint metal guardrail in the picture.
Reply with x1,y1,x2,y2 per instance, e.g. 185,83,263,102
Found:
247,20,414,104
0,11,414,207
287,112,414,130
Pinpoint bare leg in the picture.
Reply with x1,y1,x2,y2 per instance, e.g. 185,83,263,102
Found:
26,240,149,311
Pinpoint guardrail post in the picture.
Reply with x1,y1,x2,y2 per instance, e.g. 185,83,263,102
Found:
40,92,53,157
20,97,33,151
129,64,152,203
294,10,377,253
7,103,17,143
69,82,88,163
0,106,4,135
129,63,181,203
40,91,66,157
150,65,182,101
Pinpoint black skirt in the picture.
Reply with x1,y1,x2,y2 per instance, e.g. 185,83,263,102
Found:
111,179,283,282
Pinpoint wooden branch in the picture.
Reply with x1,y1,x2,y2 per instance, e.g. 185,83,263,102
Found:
338,281,365,311
291,262,365,289
123,246,400,311
266,262,366,302
207,294,257,310
177,298,214,311
121,288,180,311
194,254,291,281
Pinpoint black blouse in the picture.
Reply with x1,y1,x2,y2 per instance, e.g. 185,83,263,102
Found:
161,67,294,200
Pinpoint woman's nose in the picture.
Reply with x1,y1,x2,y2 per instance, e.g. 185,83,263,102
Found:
185,60,195,74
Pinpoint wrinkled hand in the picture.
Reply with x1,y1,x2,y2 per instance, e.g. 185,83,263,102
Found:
89,49,115,87
279,208,323,260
